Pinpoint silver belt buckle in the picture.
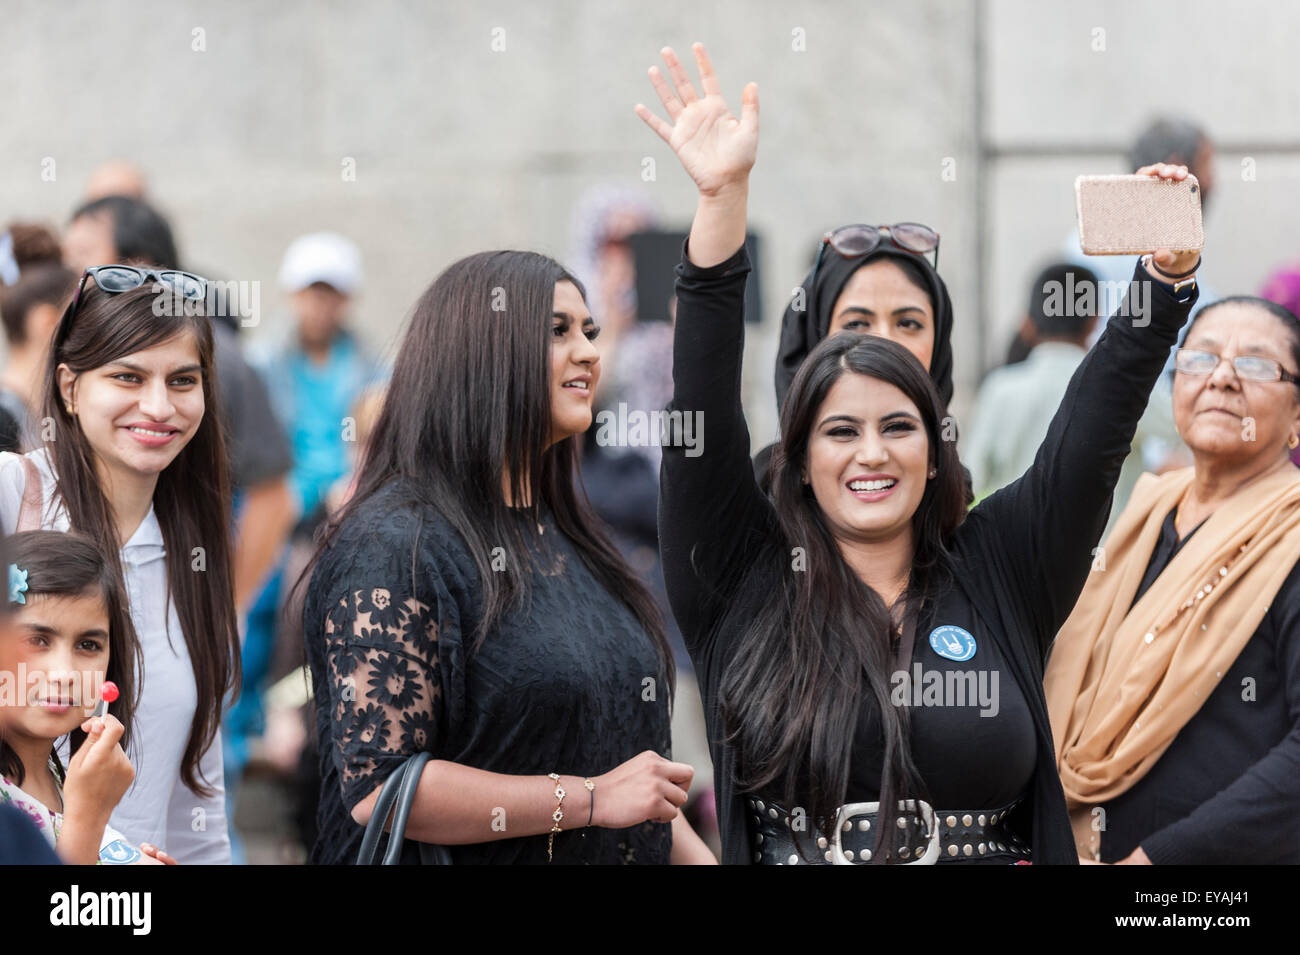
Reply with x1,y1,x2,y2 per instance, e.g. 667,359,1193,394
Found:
831,799,940,865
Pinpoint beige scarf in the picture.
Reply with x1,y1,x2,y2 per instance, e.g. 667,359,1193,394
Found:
1044,462,1300,858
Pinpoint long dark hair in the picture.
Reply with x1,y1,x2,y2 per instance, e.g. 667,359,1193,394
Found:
40,281,239,797
722,332,968,860
305,251,673,689
0,530,138,788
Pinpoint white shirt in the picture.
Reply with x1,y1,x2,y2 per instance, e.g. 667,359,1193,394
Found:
0,449,231,864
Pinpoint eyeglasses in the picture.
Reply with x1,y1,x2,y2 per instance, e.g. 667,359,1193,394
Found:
810,223,941,289
63,265,208,332
1174,347,1300,384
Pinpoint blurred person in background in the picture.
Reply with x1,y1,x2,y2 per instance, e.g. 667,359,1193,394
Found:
82,160,148,203
1047,295,1300,864
241,233,382,859
1258,262,1300,467
963,263,1100,499
257,232,382,533
0,225,74,451
1064,116,1220,336
1054,118,1211,529
569,185,719,850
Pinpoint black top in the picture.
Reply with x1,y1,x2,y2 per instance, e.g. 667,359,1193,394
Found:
1099,508,1300,864
212,320,292,491
303,478,672,864
659,244,1195,864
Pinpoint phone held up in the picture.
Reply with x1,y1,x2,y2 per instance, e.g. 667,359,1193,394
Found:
1075,174,1203,256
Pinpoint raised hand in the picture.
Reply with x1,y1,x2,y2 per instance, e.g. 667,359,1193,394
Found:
1135,163,1202,278
636,43,758,198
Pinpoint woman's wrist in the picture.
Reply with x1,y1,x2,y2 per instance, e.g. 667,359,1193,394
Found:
688,185,749,269
1148,254,1201,281
556,774,599,830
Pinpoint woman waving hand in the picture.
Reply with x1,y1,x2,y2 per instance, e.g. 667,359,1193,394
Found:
641,44,1201,864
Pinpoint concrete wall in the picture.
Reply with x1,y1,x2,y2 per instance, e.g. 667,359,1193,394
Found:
2,0,1295,444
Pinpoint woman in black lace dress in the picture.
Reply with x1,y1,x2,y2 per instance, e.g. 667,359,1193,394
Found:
302,251,714,864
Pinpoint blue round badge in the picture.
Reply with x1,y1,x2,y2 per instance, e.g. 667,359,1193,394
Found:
99,839,142,865
929,625,977,662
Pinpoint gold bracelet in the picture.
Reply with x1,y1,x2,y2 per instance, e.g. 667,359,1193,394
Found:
546,772,566,862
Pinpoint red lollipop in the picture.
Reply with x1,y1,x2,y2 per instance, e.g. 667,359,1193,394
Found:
92,681,119,718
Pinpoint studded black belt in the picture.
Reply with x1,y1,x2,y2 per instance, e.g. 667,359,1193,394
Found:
746,796,1031,865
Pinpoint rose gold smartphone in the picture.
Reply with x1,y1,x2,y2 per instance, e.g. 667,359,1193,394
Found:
1075,174,1204,255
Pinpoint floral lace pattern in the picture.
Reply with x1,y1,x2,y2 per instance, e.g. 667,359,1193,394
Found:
304,479,673,865
324,586,442,796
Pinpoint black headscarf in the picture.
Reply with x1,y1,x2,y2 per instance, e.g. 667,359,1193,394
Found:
774,245,956,412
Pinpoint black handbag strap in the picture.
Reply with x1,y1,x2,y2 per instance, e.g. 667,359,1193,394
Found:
382,751,431,864
356,758,413,865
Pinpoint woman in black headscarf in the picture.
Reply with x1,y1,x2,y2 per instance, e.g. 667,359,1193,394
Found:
756,230,958,487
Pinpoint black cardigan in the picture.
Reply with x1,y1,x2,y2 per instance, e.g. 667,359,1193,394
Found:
658,244,1195,864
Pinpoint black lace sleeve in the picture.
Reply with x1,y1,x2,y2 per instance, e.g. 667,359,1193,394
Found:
321,571,447,813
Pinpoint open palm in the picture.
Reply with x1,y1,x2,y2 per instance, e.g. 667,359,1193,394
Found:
636,44,758,197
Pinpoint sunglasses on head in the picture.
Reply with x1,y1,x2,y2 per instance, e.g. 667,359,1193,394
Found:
63,264,208,332
809,223,941,290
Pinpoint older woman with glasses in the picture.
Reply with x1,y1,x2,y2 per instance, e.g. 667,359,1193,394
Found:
1046,295,1300,864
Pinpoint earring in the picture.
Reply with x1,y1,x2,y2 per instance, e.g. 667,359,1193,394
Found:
1289,434,1298,450
928,468,937,479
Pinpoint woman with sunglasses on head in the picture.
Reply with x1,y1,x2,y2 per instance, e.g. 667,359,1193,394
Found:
754,221,954,487
751,212,952,491
0,264,239,864
300,250,713,865
1045,297,1300,864
639,44,1200,864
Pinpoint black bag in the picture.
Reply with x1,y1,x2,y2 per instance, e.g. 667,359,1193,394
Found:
355,752,453,865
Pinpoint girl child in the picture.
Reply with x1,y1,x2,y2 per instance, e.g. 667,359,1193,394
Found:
0,529,174,863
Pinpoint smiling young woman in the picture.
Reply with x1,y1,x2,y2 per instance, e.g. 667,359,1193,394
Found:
0,268,239,864
640,43,1202,864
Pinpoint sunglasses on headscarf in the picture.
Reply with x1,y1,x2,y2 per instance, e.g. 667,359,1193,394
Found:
809,223,941,289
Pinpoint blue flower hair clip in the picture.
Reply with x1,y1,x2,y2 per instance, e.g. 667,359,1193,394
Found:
8,564,28,605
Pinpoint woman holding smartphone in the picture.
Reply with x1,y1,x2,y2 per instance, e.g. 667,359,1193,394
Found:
641,43,1200,864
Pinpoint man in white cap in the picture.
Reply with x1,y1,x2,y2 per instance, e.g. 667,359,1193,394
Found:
258,232,382,526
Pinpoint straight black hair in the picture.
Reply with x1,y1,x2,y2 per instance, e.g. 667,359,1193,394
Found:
305,250,673,692
722,332,968,860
